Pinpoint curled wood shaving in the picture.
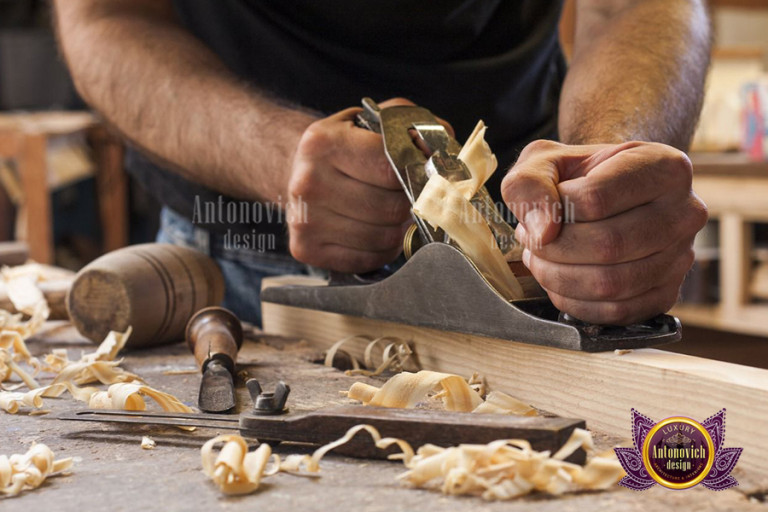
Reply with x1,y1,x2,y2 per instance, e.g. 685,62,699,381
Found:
200,425,414,496
0,386,49,413
323,335,365,371
324,335,416,377
0,347,39,389
0,306,46,370
472,391,537,417
455,121,498,200
201,435,277,495
88,382,194,413
4,276,50,318
347,370,536,416
44,327,135,379
0,443,73,497
348,370,483,411
0,267,52,387
413,174,523,300
412,122,523,300
52,359,142,387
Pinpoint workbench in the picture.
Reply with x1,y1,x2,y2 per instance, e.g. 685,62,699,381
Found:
3,322,764,511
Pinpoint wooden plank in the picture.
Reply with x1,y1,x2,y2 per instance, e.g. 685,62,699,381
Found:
261,281,768,484
691,152,768,178
0,240,28,265
693,175,768,220
0,129,21,158
720,213,752,314
672,303,768,338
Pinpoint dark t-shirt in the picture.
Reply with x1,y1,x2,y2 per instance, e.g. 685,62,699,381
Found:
128,0,566,250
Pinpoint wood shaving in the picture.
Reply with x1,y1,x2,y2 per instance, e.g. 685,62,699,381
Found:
88,382,194,413
201,435,277,495
413,174,523,300
455,121,498,200
1,262,74,283
200,425,413,496
398,428,624,499
141,436,156,450
199,423,623,500
412,122,524,300
0,386,50,413
472,391,537,416
0,443,73,497
348,370,483,411
0,347,39,389
346,370,536,416
324,335,416,377
1,326,190,418
51,358,142,387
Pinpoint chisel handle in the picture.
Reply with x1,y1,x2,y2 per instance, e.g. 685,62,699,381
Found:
185,307,243,373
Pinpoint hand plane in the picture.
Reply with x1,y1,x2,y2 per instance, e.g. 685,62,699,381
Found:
261,99,681,352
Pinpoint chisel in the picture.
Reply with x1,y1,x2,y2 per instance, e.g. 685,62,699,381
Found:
185,307,243,413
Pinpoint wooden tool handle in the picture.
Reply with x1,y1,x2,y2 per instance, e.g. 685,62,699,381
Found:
186,307,243,372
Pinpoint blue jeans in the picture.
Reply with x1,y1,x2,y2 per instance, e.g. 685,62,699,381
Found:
156,207,311,326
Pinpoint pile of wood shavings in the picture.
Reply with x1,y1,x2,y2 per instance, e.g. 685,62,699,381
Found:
200,424,624,500
0,262,192,416
324,335,415,377
0,444,72,497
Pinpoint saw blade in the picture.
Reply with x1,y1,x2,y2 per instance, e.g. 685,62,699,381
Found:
198,359,236,413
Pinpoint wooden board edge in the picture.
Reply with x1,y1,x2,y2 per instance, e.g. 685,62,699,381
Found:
262,299,768,484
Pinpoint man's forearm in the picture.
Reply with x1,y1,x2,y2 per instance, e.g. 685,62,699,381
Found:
54,0,313,202
558,0,711,149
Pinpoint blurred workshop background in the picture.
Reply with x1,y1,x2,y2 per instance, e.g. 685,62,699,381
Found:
0,1,766,365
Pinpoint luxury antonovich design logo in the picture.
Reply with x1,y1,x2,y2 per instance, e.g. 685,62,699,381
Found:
614,409,742,491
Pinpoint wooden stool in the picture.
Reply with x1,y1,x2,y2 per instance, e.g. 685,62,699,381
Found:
0,111,128,263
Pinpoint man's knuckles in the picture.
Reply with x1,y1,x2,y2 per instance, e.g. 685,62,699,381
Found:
517,139,564,162
296,120,337,160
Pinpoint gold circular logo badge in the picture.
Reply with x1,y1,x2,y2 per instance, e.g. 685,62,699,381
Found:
642,416,715,489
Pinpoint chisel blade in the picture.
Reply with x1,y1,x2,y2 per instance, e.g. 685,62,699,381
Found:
199,359,236,413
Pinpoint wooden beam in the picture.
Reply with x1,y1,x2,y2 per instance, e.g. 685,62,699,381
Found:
18,133,54,264
261,277,768,484
89,126,128,253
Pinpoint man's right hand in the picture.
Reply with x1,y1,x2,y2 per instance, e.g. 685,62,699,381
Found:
287,100,416,273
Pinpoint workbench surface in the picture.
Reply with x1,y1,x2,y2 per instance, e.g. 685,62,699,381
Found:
2,323,764,512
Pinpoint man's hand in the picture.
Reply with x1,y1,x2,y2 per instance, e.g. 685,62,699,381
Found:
502,140,707,325
287,99,417,272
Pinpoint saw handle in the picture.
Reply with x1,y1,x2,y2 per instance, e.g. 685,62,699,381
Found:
186,307,243,373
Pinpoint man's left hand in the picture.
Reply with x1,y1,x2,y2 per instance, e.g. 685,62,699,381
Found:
501,140,708,325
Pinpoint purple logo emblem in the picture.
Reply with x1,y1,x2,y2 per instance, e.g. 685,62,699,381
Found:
614,409,742,491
